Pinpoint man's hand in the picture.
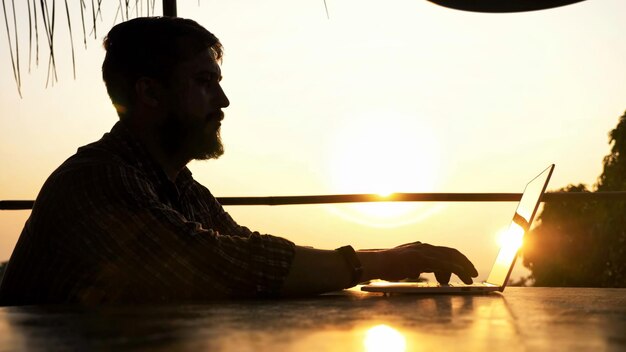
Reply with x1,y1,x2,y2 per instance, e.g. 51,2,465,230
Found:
358,242,478,285
281,242,478,296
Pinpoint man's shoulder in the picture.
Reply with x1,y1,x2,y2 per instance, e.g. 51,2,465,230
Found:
38,136,154,205
56,121,155,179
50,139,140,181
56,121,146,173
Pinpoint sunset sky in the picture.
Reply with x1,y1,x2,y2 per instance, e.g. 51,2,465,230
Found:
1,0,625,282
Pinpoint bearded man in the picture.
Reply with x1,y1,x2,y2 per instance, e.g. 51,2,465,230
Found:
0,17,477,305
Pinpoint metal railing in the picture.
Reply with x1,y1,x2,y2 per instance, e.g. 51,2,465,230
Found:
2,192,626,210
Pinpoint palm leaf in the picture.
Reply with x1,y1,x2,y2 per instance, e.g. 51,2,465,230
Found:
27,0,32,72
2,0,21,97
2,0,160,96
80,0,87,49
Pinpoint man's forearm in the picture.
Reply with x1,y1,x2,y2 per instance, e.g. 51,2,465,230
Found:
279,242,479,296
280,246,383,296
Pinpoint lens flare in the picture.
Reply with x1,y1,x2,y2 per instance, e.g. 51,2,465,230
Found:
496,224,525,252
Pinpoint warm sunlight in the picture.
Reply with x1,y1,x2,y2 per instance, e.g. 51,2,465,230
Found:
326,111,442,227
363,324,407,352
486,222,526,285
496,223,525,252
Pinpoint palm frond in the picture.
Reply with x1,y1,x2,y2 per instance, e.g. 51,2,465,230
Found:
64,0,76,80
40,0,58,87
323,0,330,19
2,0,21,97
27,0,32,72
79,0,87,49
3,1,160,96
112,1,122,24
33,0,39,66
11,0,20,91
90,0,96,38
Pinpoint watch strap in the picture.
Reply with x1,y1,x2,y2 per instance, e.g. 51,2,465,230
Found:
335,245,364,287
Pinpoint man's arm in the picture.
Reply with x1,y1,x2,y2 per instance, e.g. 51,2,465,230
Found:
281,242,478,296
201,185,479,296
280,246,378,295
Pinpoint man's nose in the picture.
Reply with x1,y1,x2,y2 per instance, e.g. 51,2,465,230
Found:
217,84,230,108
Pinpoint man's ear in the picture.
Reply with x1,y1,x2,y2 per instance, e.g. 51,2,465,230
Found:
135,77,162,108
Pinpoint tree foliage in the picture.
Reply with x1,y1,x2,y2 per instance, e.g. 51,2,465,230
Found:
523,111,626,287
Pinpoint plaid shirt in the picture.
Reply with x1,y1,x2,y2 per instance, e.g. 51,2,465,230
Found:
0,121,295,305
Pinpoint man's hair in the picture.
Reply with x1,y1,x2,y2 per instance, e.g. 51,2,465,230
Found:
102,17,223,118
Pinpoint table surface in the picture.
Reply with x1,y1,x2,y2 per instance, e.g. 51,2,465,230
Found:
1,287,625,352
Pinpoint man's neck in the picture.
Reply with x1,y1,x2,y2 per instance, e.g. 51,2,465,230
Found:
123,118,190,183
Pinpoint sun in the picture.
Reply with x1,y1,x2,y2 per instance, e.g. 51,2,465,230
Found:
489,223,526,281
326,112,443,227
496,223,525,252
363,324,407,352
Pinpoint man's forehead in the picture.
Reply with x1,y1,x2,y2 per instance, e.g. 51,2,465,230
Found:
193,61,220,75
178,48,221,74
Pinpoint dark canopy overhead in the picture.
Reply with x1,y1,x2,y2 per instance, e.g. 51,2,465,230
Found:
427,0,587,13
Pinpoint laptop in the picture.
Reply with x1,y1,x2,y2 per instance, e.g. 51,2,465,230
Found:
361,164,554,294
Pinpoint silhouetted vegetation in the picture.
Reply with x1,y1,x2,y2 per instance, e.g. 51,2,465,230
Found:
2,1,158,96
523,110,626,287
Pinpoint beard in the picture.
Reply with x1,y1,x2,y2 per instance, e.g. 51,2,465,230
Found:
157,110,224,161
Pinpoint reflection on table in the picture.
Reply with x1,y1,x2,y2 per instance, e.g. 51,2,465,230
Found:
0,287,624,351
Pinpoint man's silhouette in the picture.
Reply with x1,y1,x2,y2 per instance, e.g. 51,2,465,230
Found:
0,17,477,305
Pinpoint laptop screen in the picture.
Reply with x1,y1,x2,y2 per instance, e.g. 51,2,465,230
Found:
485,165,554,286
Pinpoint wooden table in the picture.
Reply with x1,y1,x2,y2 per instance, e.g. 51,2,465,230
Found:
0,287,624,351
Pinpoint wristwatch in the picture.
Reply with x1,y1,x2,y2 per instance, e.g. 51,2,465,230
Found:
335,245,364,287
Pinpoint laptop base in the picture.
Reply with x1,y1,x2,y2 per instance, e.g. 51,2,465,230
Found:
360,282,501,294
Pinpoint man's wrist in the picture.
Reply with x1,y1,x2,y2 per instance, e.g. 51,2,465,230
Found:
356,250,385,282
335,246,364,286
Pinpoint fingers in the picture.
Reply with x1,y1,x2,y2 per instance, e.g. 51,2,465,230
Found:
424,255,474,284
438,246,479,278
434,271,451,285
401,243,479,284
382,242,479,284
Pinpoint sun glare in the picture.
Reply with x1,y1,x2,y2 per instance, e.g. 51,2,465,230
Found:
377,191,394,198
496,224,525,251
363,324,407,352
326,112,442,227
486,223,527,284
